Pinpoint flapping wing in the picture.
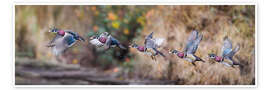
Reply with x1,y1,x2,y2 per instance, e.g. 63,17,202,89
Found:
89,39,104,47
144,32,155,51
222,36,233,57
63,33,77,47
187,34,203,54
184,30,199,53
65,30,85,41
224,44,240,61
153,38,165,47
144,32,154,45
145,32,154,40
145,39,156,49
105,35,112,46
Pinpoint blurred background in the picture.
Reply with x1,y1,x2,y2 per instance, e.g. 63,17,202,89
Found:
15,5,255,85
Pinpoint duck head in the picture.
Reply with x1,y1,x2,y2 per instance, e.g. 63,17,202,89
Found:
49,27,65,36
129,43,144,52
169,49,185,58
208,54,223,62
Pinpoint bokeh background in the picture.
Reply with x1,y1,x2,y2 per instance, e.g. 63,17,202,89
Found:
15,5,255,85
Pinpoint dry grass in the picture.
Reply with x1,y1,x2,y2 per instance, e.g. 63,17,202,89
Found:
131,5,255,85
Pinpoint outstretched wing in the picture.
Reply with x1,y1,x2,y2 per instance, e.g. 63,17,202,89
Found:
224,44,240,61
89,39,104,47
144,32,154,44
222,36,233,57
153,38,165,47
184,30,199,53
105,35,112,46
187,34,203,54
65,30,85,41
63,33,77,47
144,32,155,51
145,32,154,40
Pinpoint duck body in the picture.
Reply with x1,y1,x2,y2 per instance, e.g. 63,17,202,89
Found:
169,30,204,66
47,28,85,56
89,32,126,50
143,32,166,59
208,36,241,67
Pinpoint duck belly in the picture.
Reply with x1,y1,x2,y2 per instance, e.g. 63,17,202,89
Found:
185,54,196,62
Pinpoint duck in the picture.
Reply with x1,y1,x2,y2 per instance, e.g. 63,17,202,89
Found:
89,32,126,50
130,32,166,60
169,30,204,66
208,36,241,67
47,27,85,56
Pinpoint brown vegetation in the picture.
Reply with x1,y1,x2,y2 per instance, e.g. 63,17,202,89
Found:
15,5,255,85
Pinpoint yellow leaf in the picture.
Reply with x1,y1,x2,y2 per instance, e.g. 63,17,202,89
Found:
112,21,120,29
137,16,145,26
124,28,129,35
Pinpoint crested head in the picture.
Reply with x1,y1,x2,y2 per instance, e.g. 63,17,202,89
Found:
208,54,216,59
49,27,59,33
57,30,65,36
169,50,178,54
208,54,222,62
129,43,138,48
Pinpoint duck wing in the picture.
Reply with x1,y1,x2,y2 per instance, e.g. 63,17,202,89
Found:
221,36,233,57
184,30,199,53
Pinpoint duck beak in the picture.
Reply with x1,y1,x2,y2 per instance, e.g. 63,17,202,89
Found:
168,50,173,53
89,36,94,40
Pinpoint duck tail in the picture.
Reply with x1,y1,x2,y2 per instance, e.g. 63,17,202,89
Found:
195,55,205,62
153,48,166,57
192,62,196,66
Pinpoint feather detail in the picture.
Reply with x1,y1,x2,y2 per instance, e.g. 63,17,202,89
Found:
90,39,104,47
186,54,196,62
153,38,165,47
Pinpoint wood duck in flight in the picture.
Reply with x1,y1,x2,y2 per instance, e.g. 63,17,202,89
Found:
208,36,241,67
129,32,166,60
169,30,205,66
